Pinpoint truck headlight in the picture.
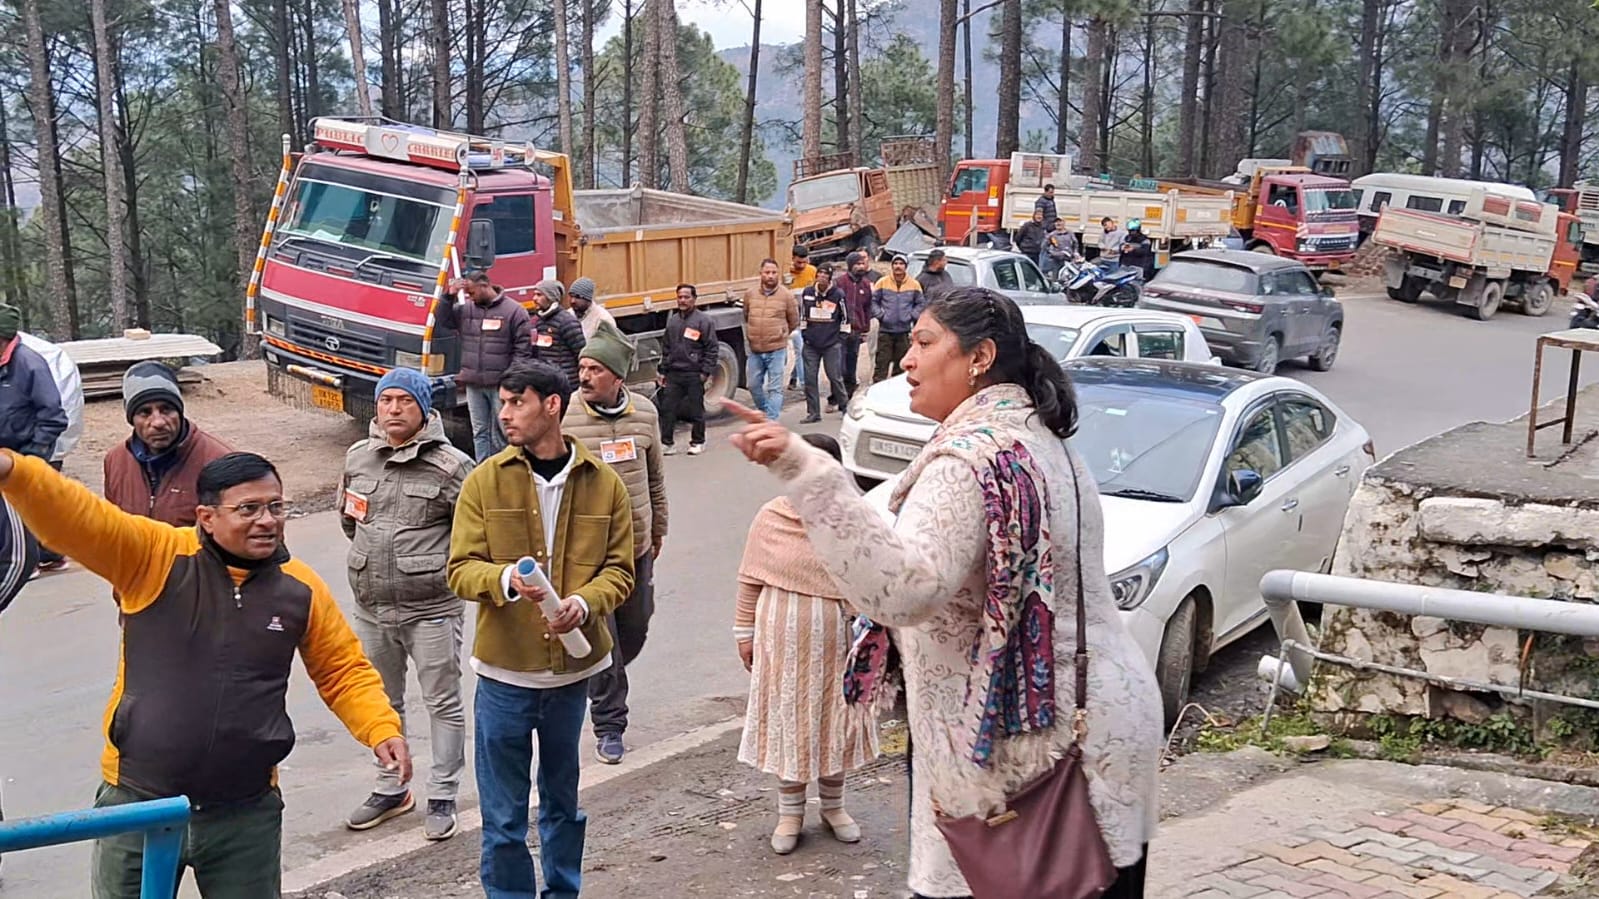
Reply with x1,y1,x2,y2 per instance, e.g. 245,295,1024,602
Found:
265,316,286,337
393,350,446,376
1108,547,1169,611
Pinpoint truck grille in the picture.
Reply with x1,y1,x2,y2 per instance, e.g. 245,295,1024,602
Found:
288,317,387,366
1303,234,1357,253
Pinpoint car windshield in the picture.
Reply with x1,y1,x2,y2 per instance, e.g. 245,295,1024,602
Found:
790,173,861,211
907,258,977,286
281,177,453,263
1024,323,1081,360
1303,188,1357,214
1072,385,1225,501
1153,259,1257,294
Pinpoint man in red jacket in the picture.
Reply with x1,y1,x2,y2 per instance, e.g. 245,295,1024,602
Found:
103,362,233,528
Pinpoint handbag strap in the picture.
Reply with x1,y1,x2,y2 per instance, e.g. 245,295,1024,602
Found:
1067,451,1089,733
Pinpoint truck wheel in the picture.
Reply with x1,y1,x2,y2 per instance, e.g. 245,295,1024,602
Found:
443,410,475,455
1156,597,1198,727
706,343,742,415
1473,282,1503,321
1522,282,1554,317
1386,276,1421,303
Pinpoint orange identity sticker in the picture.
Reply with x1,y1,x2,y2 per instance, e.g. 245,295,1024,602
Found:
684,328,702,340
535,333,554,347
343,490,369,522
481,318,503,331
599,437,639,464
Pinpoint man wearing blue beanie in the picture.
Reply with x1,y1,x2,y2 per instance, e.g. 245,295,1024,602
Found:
339,369,474,840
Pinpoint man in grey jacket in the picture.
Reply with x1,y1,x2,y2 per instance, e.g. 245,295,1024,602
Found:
341,368,474,841
563,323,667,764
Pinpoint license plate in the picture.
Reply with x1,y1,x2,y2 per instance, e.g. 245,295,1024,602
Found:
1448,275,1468,289
311,385,345,413
868,437,922,461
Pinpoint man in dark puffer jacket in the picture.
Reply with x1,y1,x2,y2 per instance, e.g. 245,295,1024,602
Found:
530,280,587,390
434,271,534,462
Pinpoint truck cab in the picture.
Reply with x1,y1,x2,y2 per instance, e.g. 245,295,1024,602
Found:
787,165,894,261
1250,172,1361,268
938,159,1009,246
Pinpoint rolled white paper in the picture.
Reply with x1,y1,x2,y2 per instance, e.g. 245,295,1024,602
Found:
515,556,592,656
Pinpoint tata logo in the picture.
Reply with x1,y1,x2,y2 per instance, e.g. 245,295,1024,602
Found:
318,316,347,331
325,336,342,352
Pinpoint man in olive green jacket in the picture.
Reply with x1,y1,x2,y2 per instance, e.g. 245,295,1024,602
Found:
561,321,666,765
447,361,634,899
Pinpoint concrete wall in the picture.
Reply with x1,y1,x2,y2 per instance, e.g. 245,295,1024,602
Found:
1312,477,1599,723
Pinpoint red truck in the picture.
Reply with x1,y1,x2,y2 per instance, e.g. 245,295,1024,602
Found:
246,118,785,444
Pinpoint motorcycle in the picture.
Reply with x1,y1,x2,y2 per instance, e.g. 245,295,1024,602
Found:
1057,258,1144,307
1573,290,1599,330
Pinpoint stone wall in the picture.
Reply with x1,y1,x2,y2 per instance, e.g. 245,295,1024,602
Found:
1309,400,1599,733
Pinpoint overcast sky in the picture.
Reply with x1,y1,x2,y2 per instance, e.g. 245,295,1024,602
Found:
597,1,806,50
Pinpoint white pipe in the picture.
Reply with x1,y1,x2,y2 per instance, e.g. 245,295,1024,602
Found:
1258,570,1599,692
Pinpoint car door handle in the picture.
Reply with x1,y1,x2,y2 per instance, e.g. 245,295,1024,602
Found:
1280,498,1300,512
1334,465,1351,477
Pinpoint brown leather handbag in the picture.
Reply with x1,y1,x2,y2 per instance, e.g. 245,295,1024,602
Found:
934,462,1116,899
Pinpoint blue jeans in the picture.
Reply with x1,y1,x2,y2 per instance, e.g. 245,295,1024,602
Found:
746,348,788,421
465,386,506,462
789,331,805,386
475,677,589,899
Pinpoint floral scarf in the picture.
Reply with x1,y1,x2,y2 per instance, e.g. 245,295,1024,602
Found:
881,385,1059,767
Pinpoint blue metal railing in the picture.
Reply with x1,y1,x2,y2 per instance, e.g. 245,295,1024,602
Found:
0,795,189,897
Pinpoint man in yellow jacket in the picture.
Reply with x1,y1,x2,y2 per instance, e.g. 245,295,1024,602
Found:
449,361,634,899
0,449,407,898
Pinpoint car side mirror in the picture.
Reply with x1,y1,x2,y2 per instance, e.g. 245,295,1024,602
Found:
1228,469,1265,506
466,219,497,268
1320,285,1335,298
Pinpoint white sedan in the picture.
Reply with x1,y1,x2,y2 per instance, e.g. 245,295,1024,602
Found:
863,358,1374,724
841,305,1215,485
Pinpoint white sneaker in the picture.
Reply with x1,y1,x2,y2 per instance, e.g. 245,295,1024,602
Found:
687,443,706,456
663,443,680,456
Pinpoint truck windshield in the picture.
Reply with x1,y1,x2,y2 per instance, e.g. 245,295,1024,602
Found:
1302,188,1357,215
790,173,862,211
281,178,453,263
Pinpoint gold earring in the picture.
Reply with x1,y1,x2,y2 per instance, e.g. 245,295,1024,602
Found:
968,366,980,387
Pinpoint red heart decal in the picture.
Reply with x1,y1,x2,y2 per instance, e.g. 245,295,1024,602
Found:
381,133,400,151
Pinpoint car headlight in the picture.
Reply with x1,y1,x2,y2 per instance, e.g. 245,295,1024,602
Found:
1108,547,1169,611
847,394,869,420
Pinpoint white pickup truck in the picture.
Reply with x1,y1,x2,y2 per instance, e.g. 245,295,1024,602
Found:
1051,188,1235,266
1373,189,1581,320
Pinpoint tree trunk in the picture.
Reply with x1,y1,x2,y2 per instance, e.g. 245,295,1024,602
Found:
935,0,957,178
91,0,130,329
272,0,295,137
377,0,401,117
554,0,574,156
114,57,148,328
995,0,1021,158
1056,11,1071,157
1141,7,1154,175
431,0,450,128
581,0,597,188
832,2,848,156
1080,17,1106,173
1177,0,1204,177
21,0,76,337
657,0,690,191
624,0,638,186
1437,0,1475,179
465,0,485,132
1199,0,1218,174
638,0,659,188
302,0,321,123
803,0,824,163
962,0,973,158
1560,60,1586,188
736,0,763,203
342,0,372,116
0,87,29,310
214,0,256,351
1211,1,1248,177
846,0,863,160
1352,0,1379,175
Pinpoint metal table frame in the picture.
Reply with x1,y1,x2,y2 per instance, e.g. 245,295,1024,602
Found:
1526,328,1599,457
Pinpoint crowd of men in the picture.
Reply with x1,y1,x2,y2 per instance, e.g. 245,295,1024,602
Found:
0,243,1010,896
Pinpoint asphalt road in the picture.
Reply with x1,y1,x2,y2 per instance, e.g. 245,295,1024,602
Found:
0,290,1592,897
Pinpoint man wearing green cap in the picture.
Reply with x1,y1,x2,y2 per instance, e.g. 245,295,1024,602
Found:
0,303,68,465
562,321,665,765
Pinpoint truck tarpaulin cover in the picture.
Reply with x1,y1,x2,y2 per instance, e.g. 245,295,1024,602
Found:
884,220,937,259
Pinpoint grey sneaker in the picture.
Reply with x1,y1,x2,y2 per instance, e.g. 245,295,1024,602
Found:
346,790,414,830
423,799,458,841
663,443,680,456
596,733,624,764
687,442,706,456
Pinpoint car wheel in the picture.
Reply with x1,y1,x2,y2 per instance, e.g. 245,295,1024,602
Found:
1254,335,1282,374
1308,324,1341,372
1156,596,1198,728
1522,282,1554,317
1473,281,1503,321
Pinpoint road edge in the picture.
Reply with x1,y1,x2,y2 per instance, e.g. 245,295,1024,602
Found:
281,715,745,894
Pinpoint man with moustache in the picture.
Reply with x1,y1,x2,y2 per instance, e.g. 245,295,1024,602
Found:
104,362,233,527
836,251,875,396
449,361,634,899
657,284,719,455
340,369,473,840
562,323,666,764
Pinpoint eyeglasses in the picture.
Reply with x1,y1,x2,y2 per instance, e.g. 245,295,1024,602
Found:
213,501,295,521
